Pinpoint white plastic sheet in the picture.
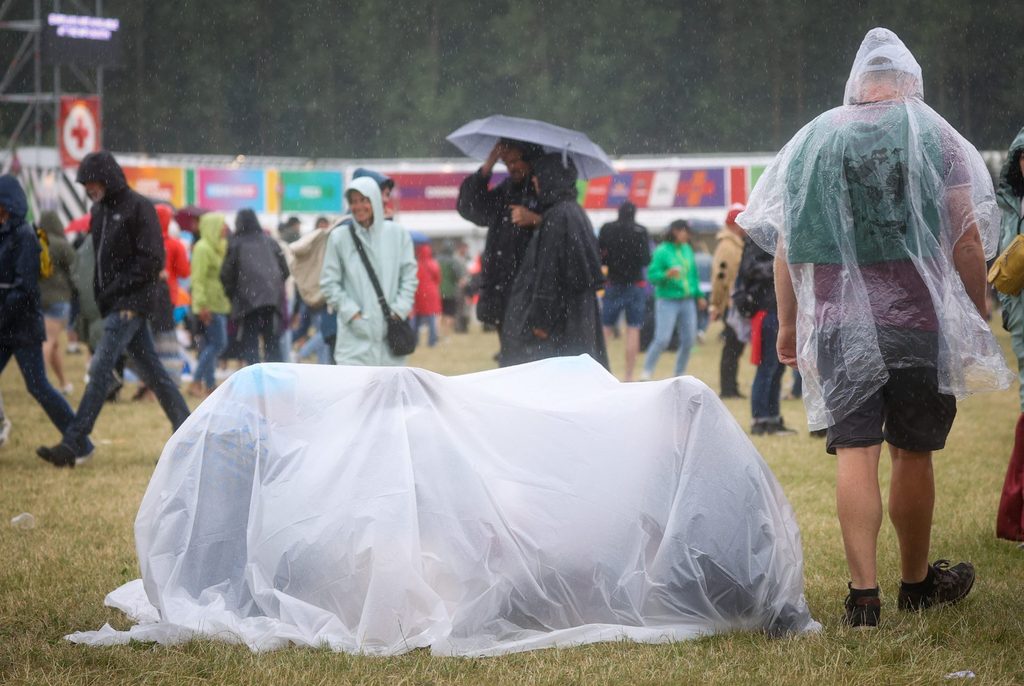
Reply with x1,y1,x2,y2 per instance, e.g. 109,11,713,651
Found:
739,28,1011,429
68,357,818,656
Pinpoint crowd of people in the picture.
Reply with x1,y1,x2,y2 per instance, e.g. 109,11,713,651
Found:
0,26,1021,633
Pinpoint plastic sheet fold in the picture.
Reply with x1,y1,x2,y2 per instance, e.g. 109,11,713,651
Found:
68,357,818,655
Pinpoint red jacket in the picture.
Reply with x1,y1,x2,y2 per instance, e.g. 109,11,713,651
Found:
413,243,442,316
156,204,191,307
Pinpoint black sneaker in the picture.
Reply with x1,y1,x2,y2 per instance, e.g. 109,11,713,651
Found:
810,428,828,438
843,583,881,628
36,443,76,468
898,560,976,611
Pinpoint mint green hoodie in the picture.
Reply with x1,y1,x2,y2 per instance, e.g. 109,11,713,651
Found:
320,177,418,366
190,213,231,315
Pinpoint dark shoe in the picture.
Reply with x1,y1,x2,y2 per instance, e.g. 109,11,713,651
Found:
36,443,76,468
843,584,881,628
810,428,828,438
751,421,769,436
898,560,975,611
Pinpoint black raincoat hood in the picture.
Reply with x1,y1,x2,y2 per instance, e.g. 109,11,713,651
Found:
235,208,263,236
532,153,578,210
75,151,128,198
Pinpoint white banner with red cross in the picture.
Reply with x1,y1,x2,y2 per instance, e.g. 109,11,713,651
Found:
59,95,102,168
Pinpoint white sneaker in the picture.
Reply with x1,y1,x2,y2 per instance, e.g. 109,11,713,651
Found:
0,418,11,448
75,447,94,466
639,371,652,382
61,383,74,395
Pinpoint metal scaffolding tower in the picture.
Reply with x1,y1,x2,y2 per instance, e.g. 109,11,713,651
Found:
0,0,105,169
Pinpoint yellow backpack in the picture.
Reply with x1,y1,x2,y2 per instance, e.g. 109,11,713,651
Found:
35,225,53,279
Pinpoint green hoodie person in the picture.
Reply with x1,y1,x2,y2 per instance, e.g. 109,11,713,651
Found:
190,213,231,317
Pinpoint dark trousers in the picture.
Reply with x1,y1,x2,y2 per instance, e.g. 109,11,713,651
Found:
240,306,282,365
0,344,91,452
64,311,189,453
751,311,786,421
719,317,745,396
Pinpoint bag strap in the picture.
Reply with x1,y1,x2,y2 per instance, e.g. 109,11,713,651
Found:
348,223,393,319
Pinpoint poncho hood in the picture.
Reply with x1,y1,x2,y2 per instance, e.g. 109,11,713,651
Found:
844,27,923,105
235,208,263,236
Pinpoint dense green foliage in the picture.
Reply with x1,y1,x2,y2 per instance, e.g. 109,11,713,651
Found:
5,1,1024,157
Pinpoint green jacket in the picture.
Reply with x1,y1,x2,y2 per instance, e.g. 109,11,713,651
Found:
648,241,703,300
190,213,231,315
37,211,76,309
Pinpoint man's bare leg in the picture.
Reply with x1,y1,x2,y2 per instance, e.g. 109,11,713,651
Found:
836,444,883,589
888,446,934,584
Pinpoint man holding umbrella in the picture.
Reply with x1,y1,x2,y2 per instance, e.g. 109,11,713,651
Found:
456,139,544,359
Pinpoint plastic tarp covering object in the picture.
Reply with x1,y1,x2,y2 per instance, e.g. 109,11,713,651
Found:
67,357,819,656
738,28,1012,430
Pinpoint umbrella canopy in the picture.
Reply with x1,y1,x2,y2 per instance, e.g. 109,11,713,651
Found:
408,230,430,245
446,115,615,180
175,205,207,235
65,215,91,234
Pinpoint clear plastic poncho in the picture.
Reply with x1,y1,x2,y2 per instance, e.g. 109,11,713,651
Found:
738,28,1012,430
67,358,818,655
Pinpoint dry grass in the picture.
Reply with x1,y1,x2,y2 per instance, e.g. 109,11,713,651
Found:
1,321,1022,685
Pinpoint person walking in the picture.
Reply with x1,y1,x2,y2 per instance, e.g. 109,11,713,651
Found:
709,204,747,398
598,201,651,381
500,154,608,369
733,237,795,436
38,210,76,395
37,152,191,466
319,177,417,366
739,28,1010,626
188,212,230,396
0,176,90,458
996,126,1024,543
640,220,706,380
220,208,289,365
412,240,442,347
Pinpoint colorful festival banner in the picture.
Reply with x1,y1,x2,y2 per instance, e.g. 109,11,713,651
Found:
388,172,473,212
274,171,344,213
123,166,186,207
674,169,726,208
196,169,266,212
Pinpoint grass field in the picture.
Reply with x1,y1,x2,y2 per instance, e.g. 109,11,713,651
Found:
1,322,1022,685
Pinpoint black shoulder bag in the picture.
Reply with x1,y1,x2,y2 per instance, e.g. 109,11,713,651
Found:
348,224,417,357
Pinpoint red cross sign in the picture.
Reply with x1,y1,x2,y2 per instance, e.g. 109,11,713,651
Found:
60,96,102,167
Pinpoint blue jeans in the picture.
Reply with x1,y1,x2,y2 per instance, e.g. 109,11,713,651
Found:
414,314,438,347
643,298,698,377
63,311,190,454
0,344,91,452
751,311,786,421
194,313,227,389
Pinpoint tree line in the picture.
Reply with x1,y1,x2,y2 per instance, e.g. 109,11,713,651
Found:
5,0,1023,158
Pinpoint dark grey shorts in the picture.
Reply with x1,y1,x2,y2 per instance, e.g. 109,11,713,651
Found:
826,367,956,455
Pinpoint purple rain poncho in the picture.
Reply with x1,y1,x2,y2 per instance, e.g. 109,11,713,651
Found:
738,28,1011,430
